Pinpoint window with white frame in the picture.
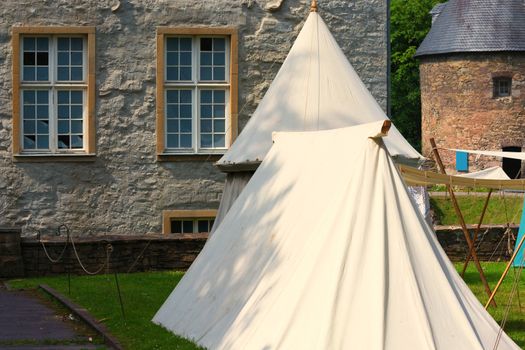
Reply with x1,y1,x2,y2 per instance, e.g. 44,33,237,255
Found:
162,209,217,234
160,33,233,154
14,30,94,155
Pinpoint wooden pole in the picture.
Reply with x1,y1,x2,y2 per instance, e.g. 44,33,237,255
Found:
485,232,525,309
429,138,496,306
461,189,492,277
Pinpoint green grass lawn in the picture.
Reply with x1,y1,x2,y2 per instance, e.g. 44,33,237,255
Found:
7,264,525,349
431,194,524,225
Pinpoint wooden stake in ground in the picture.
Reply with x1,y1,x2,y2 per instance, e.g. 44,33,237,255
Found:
485,231,525,309
429,138,496,306
461,189,492,277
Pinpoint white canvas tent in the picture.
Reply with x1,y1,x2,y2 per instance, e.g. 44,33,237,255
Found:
154,121,519,350
212,5,423,230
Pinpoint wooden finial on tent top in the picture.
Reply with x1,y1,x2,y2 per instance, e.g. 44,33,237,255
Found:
310,0,318,12
381,120,391,135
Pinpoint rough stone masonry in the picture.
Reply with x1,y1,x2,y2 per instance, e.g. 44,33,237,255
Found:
0,0,388,236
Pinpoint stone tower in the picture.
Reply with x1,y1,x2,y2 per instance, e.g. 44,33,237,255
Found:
416,0,525,177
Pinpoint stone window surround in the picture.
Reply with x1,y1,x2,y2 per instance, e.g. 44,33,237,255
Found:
156,27,238,162
162,209,217,234
11,26,96,162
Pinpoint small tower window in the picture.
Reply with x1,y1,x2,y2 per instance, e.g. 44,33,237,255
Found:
493,77,512,97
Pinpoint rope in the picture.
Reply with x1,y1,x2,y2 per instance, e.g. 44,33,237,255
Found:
70,234,113,275
492,254,525,350
39,225,69,264
488,227,511,262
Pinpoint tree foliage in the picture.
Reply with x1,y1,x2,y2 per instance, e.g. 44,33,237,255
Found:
390,0,441,151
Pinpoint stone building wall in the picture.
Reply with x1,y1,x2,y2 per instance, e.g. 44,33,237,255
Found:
0,0,388,236
420,52,525,173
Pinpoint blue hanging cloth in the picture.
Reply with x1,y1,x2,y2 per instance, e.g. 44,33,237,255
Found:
513,196,525,267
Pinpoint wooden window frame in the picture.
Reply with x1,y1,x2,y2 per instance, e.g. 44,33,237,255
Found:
156,27,238,161
162,209,217,234
12,26,96,160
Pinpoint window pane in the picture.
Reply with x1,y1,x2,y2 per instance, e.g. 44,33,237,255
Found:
180,67,192,80
166,52,178,65
200,67,212,81
201,52,212,65
70,91,83,104
70,106,83,119
213,52,225,65
180,52,191,65
70,67,83,81
23,91,35,104
23,67,35,81
36,52,48,65
201,134,212,148
201,90,212,104
57,91,69,104
57,52,69,65
214,134,225,147
58,120,69,133
58,106,69,119
180,134,192,148
37,106,48,118
36,67,48,81
214,38,225,51
201,119,212,132
23,106,35,119
166,104,178,118
57,38,69,50
180,105,192,118
171,220,182,234
37,120,49,133
166,120,178,133
71,52,83,65
182,220,193,233
201,105,212,118
214,104,225,118
166,67,178,80
214,119,225,132
200,38,212,51
166,90,179,102
166,38,178,51
71,135,83,148
57,67,69,80
180,90,192,104
24,135,36,149
70,38,83,50
214,90,225,103
71,120,83,133
180,38,192,51
166,134,179,148
58,135,70,149
180,119,192,132
36,136,49,149
23,120,35,134
37,37,48,51
24,52,35,65
197,220,209,233
24,37,35,50
214,67,225,81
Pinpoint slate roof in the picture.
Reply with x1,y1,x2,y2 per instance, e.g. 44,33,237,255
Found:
415,0,525,57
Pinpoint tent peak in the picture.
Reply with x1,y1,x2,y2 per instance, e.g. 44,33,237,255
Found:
310,0,317,12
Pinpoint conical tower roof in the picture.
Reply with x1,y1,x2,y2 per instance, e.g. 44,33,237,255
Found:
217,11,421,171
416,0,525,57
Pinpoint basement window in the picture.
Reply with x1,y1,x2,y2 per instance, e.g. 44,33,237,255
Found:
162,209,217,234
493,77,511,98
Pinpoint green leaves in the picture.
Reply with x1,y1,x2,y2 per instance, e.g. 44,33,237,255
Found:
390,0,441,150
